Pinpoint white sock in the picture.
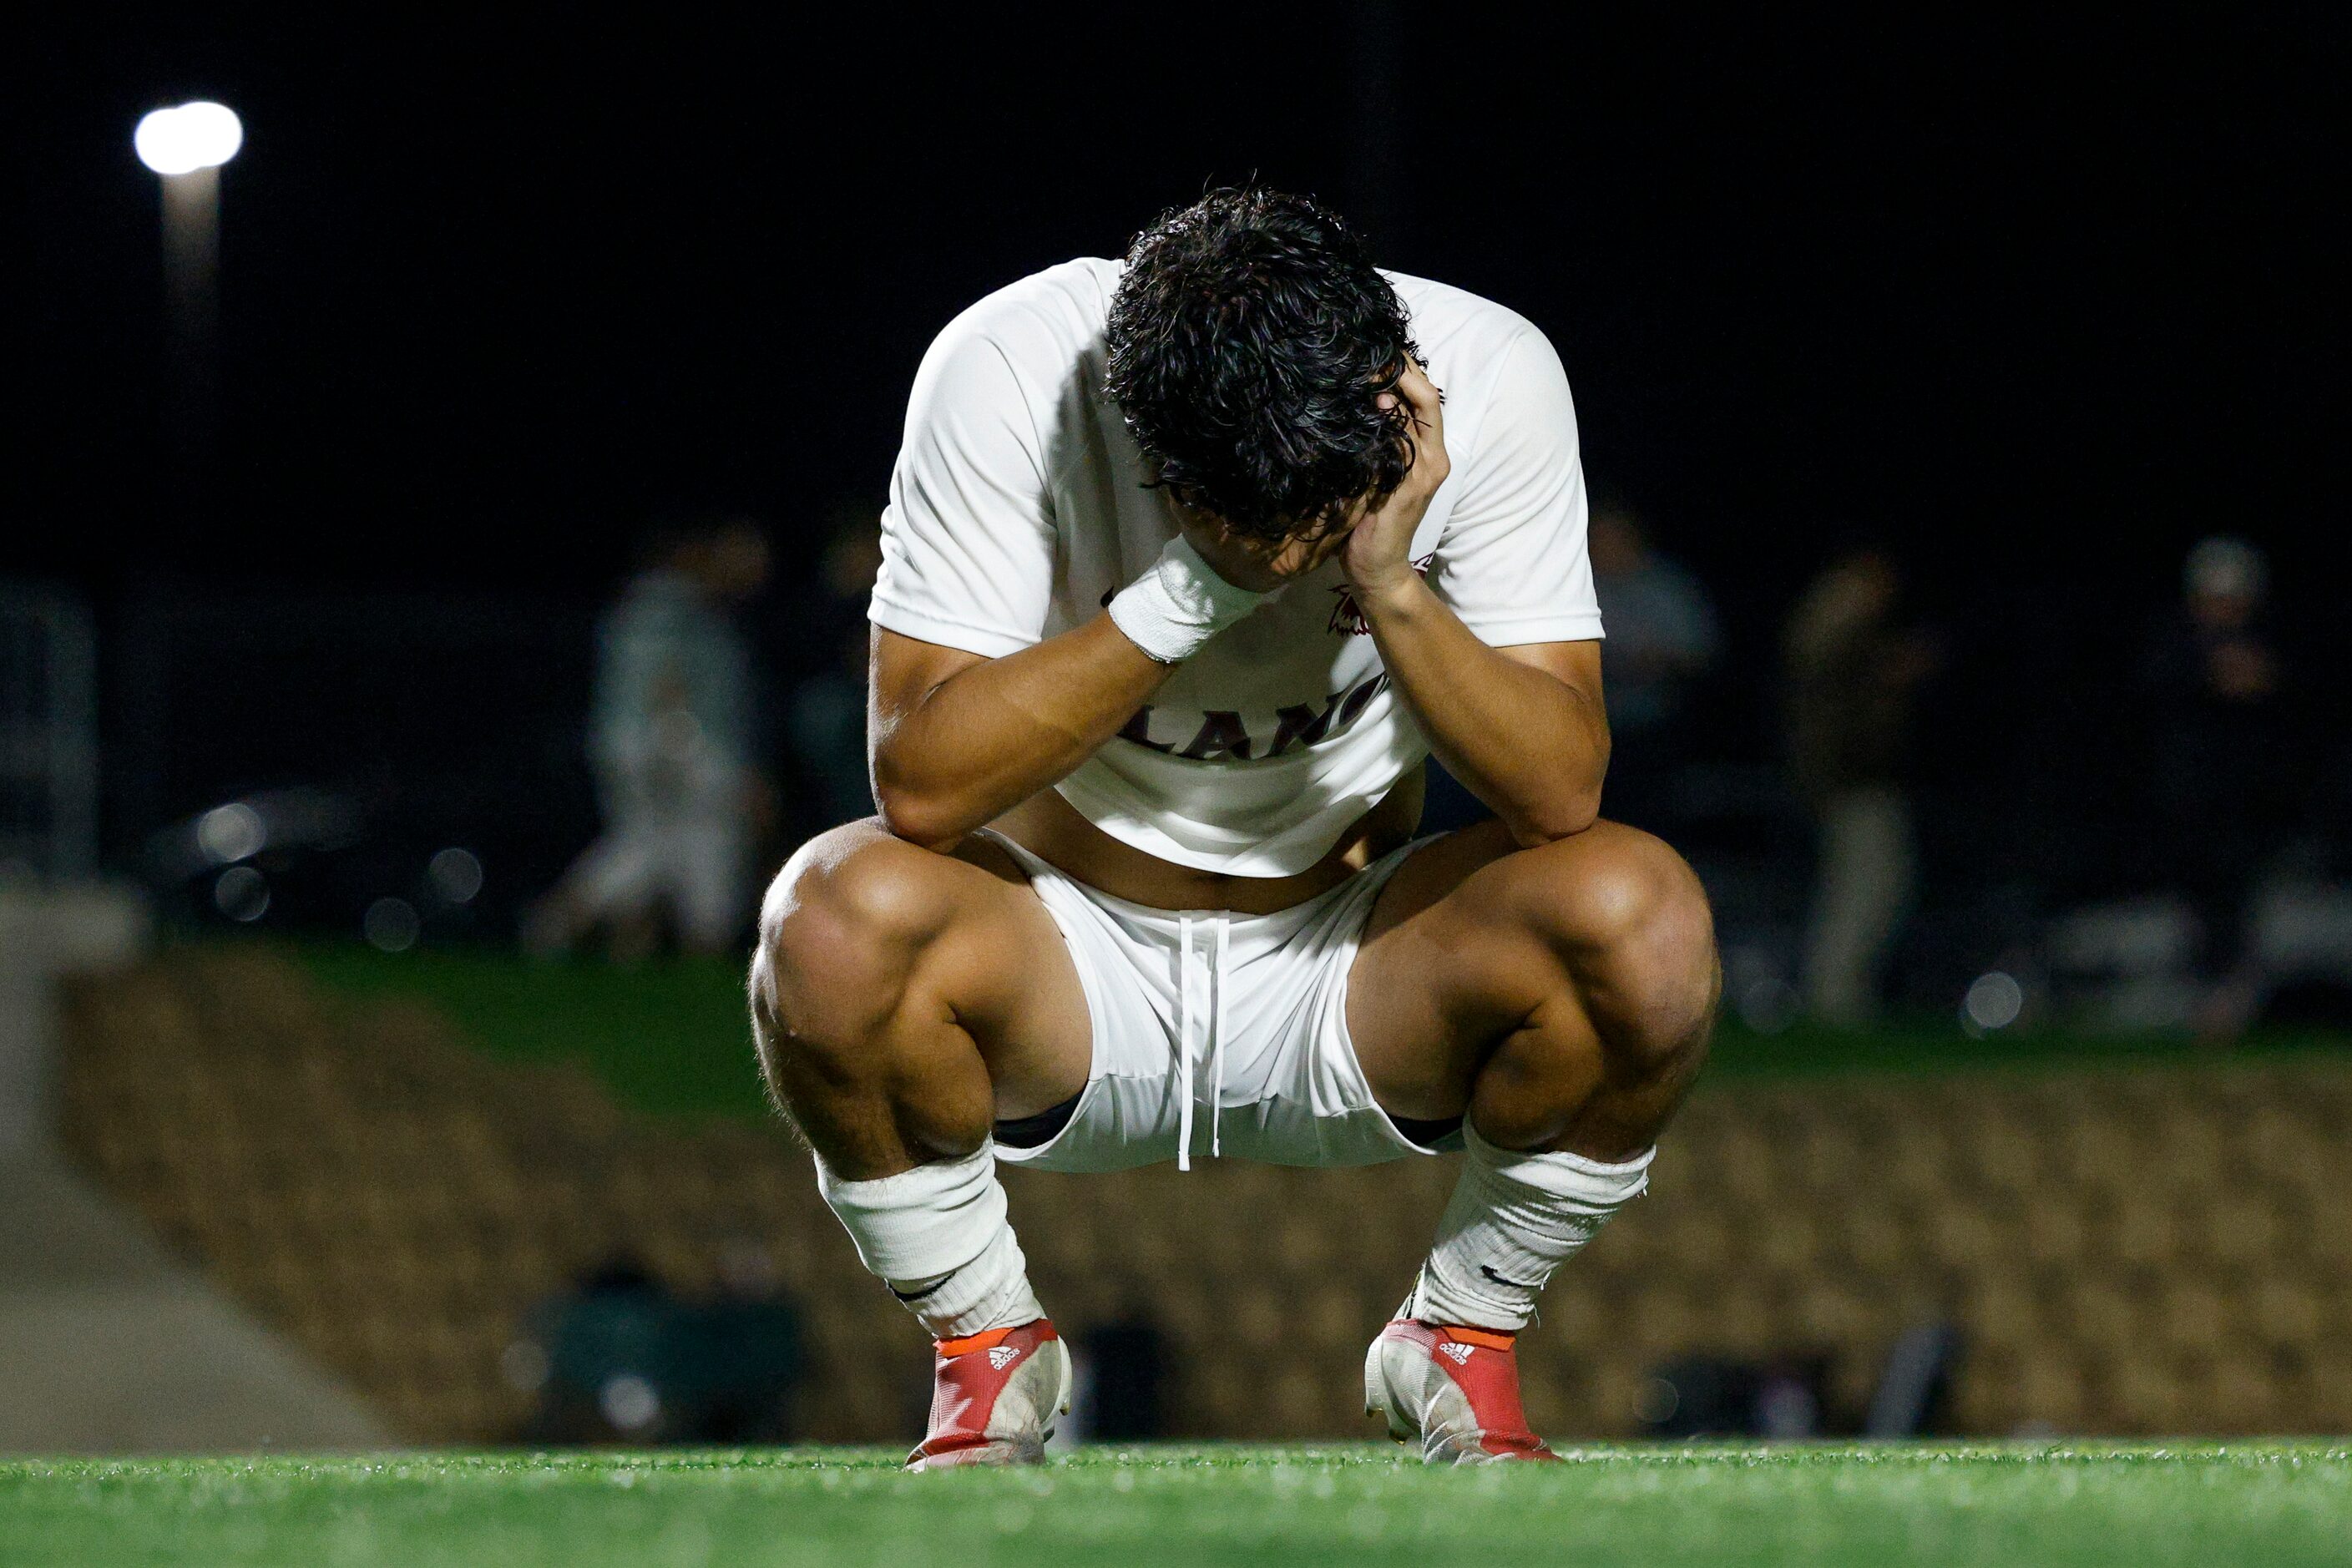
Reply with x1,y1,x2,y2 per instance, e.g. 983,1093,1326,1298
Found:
1409,1124,1655,1333
815,1141,1044,1340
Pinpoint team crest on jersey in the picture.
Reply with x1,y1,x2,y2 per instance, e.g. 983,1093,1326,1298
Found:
1328,554,1435,635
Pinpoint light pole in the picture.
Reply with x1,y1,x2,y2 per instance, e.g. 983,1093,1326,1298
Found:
134,101,243,465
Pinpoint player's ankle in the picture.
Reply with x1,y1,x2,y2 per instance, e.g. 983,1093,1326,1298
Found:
1425,1323,1518,1350
935,1318,1053,1356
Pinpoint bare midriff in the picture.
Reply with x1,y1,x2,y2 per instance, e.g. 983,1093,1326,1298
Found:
986,764,1427,915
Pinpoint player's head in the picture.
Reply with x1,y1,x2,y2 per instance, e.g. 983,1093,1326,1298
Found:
1105,187,1420,545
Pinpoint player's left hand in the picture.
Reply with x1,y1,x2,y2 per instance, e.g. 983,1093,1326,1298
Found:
1341,359,1449,597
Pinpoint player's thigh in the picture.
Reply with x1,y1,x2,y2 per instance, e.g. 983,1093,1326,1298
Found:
940,831,1095,1115
1343,819,1550,1122
763,820,1092,1117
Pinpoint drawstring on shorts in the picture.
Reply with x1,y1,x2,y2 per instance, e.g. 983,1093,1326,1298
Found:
1175,913,1231,1171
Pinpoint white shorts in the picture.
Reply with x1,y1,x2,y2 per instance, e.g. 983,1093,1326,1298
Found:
981,831,1451,1174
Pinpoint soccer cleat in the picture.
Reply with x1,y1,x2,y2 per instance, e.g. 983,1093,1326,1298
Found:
905,1319,1072,1470
1364,1318,1560,1464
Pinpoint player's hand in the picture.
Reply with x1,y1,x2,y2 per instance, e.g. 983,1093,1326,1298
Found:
1171,360,1446,596
1341,360,1449,598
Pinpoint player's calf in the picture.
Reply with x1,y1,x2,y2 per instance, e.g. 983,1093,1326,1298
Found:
1464,823,1718,1154
1415,830,1715,1332
750,826,1067,1465
1361,825,1717,1459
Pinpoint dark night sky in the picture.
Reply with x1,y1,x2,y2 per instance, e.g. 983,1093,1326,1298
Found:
20,12,2340,576
12,9,2348,883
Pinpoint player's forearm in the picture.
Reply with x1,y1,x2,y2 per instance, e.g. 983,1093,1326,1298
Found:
871,615,1173,852
1358,575,1610,846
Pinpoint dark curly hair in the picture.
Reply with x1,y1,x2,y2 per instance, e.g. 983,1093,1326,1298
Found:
1104,188,1420,544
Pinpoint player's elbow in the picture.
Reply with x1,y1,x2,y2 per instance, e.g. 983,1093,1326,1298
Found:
867,741,963,852
1508,784,1605,848
872,781,968,855
1509,722,1612,845
1507,749,1608,846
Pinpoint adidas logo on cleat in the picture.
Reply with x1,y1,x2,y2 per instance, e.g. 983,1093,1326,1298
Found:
988,1345,1022,1371
1439,1343,1475,1366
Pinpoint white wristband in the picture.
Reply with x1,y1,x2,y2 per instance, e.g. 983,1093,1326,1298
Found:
1106,535,1269,663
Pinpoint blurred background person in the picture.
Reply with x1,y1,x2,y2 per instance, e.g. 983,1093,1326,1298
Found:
1784,547,1938,1026
2143,535,2290,1034
782,506,884,839
1588,493,1722,829
526,516,772,960
514,1248,805,1445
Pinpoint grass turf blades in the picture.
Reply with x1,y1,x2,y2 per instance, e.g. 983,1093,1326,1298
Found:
5,1442,2346,1567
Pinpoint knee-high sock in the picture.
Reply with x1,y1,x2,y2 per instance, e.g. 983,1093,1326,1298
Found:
816,1141,1044,1339
1409,1124,1654,1333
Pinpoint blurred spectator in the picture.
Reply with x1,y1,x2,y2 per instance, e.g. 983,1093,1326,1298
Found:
695,1237,809,1443
527,517,772,959
1590,497,1722,825
1784,549,1938,1025
516,1252,803,1444
1077,1311,1170,1441
2143,536,2289,1032
784,508,883,835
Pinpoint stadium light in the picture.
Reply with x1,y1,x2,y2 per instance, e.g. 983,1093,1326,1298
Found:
135,100,241,464
134,101,244,175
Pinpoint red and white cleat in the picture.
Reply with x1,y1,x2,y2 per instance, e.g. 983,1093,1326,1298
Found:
905,1319,1072,1470
1364,1318,1561,1464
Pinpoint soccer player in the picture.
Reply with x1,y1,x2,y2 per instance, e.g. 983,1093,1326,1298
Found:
751,189,1718,1466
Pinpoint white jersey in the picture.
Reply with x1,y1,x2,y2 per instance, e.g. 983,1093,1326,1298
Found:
871,258,1602,878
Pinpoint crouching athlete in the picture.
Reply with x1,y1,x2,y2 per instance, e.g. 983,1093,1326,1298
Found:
751,189,1717,1466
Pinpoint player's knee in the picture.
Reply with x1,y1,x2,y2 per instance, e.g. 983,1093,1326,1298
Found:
1527,826,1719,1063
752,824,957,1077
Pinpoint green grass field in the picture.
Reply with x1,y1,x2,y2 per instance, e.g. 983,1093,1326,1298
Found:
5,1443,2347,1568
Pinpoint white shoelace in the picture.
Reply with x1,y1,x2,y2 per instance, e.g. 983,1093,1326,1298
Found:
1174,913,1231,1171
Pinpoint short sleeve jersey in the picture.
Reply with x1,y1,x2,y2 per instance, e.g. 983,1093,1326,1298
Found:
871,258,1602,878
